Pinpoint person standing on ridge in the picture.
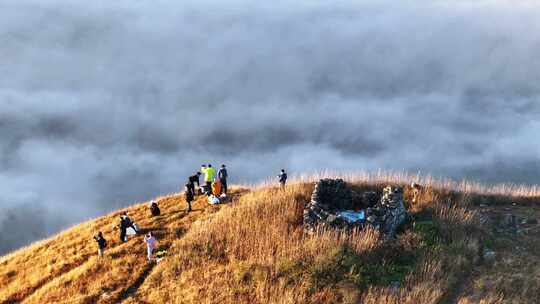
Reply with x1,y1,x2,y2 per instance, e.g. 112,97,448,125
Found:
185,183,194,212
218,164,228,194
278,169,287,188
118,215,128,242
93,232,107,258
188,172,201,195
202,164,215,194
200,164,208,193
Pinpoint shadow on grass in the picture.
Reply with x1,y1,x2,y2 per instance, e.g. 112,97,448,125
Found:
113,261,157,303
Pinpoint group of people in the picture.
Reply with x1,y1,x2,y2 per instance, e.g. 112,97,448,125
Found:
185,164,229,210
93,212,157,261
92,211,156,261
93,165,288,261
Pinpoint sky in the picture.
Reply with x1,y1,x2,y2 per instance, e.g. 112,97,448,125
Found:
1,0,540,254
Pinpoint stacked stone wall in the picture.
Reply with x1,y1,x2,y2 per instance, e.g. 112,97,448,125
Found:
303,179,408,238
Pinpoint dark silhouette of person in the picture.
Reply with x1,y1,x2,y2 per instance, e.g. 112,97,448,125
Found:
119,216,128,242
185,183,194,212
188,172,201,195
218,164,228,194
278,169,287,188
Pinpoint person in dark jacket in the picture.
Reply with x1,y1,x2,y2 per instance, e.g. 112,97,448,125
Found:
185,183,194,212
119,215,128,242
218,164,228,194
278,169,287,188
122,212,137,231
150,200,160,216
188,172,201,195
93,232,107,258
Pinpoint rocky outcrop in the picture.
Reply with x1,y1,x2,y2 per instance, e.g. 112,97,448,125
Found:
361,191,379,208
304,180,408,238
365,186,408,237
310,179,353,211
304,179,351,232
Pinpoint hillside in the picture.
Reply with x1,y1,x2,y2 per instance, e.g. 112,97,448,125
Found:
1,173,539,304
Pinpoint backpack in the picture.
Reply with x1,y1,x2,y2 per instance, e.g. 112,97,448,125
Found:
151,204,160,216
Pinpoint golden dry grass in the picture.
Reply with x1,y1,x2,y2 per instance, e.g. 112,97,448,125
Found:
0,188,248,304
1,171,539,304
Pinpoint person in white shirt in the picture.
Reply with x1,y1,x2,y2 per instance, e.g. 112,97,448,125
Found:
144,232,157,261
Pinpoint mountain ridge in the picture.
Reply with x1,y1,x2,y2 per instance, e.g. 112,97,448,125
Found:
1,173,539,303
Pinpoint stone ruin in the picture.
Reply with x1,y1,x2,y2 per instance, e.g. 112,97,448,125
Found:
303,179,408,238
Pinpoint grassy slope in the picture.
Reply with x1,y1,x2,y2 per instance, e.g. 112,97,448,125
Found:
0,189,248,304
1,173,539,304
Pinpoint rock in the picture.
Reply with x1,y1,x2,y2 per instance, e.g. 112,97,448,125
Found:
327,214,337,223
310,206,320,214
371,186,408,237
526,218,538,225
319,203,330,210
362,191,379,208
303,180,408,238
502,214,517,228
483,249,496,262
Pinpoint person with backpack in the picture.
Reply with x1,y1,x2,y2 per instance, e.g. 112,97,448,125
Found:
150,200,160,216
218,164,228,194
144,231,157,262
93,232,107,258
185,183,194,212
278,169,287,188
188,172,201,195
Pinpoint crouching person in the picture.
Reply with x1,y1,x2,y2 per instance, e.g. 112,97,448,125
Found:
93,232,107,258
150,200,160,216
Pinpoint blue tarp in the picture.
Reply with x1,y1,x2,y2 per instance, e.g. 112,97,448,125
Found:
337,210,366,223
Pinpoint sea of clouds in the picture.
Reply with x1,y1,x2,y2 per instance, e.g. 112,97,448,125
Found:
1,0,540,254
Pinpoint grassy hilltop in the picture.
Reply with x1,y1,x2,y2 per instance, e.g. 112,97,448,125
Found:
1,172,539,304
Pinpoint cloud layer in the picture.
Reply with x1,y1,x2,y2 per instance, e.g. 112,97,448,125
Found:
2,0,540,254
